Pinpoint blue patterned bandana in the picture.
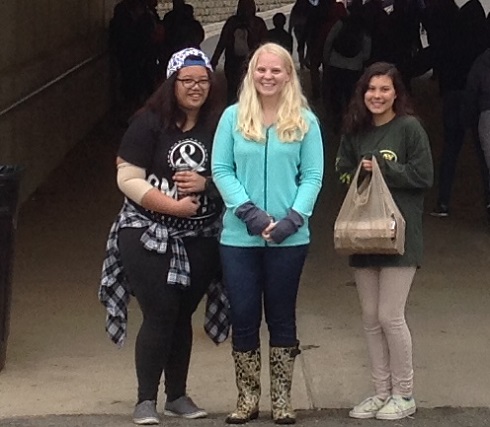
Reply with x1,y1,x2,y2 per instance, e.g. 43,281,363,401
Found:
166,47,213,79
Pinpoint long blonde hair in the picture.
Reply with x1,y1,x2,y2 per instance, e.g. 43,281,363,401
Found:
237,43,310,143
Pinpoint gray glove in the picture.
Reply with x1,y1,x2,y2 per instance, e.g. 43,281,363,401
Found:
269,210,304,244
235,202,273,236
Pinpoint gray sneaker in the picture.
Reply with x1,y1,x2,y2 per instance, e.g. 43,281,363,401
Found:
164,395,207,419
133,400,159,425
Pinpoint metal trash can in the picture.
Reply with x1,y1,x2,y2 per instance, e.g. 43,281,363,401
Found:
0,165,23,371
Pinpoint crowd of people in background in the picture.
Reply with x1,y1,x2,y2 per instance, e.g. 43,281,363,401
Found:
110,0,205,112
286,0,490,219
110,0,295,109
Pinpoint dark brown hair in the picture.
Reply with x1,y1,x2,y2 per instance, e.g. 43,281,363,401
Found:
341,62,414,136
138,67,224,134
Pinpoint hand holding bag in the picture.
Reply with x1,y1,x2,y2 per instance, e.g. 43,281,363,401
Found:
334,156,406,255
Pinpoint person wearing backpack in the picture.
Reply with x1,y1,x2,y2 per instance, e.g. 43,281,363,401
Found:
323,3,371,131
211,0,268,104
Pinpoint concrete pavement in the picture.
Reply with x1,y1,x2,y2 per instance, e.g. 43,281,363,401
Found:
2,408,490,427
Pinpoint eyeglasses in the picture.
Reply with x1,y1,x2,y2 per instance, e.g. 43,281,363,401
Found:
176,78,211,89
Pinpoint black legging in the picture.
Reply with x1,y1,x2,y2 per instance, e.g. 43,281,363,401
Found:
118,228,220,403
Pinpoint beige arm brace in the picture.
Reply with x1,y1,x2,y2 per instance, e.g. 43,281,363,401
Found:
116,162,154,204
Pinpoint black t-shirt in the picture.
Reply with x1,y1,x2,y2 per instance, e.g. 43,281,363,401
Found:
118,111,222,231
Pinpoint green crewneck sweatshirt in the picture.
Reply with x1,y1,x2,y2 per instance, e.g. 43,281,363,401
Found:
336,115,434,267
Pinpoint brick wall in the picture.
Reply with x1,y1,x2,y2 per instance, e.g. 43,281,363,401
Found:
157,0,293,23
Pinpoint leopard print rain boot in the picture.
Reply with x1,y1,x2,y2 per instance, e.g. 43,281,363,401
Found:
225,348,261,424
269,344,301,425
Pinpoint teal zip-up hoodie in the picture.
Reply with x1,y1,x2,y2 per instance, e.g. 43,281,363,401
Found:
212,105,324,247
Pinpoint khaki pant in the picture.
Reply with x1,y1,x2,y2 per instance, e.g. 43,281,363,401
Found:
354,266,417,398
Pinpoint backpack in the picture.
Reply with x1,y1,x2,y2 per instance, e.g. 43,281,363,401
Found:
233,20,251,57
332,17,363,58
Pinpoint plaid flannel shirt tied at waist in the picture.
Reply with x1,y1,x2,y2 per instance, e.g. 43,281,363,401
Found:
99,199,229,347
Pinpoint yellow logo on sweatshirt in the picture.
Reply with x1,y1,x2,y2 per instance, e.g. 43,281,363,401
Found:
379,150,398,162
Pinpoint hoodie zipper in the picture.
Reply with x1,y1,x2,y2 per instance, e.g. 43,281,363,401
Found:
264,127,270,247
264,127,270,212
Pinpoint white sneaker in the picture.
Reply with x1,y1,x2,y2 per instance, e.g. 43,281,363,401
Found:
376,395,416,420
349,395,387,419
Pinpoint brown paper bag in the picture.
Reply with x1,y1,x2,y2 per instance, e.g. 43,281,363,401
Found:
334,156,406,255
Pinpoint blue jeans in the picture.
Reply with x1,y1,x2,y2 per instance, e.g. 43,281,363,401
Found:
220,244,309,352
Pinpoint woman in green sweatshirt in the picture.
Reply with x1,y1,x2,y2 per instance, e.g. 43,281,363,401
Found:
336,62,433,421
212,43,323,425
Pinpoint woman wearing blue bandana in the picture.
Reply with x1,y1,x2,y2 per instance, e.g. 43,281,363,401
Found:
99,47,224,425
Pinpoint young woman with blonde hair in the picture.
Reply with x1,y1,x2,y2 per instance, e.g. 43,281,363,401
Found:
212,43,324,425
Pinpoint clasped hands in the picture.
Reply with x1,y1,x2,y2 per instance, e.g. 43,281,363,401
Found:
235,202,304,244
261,219,277,243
